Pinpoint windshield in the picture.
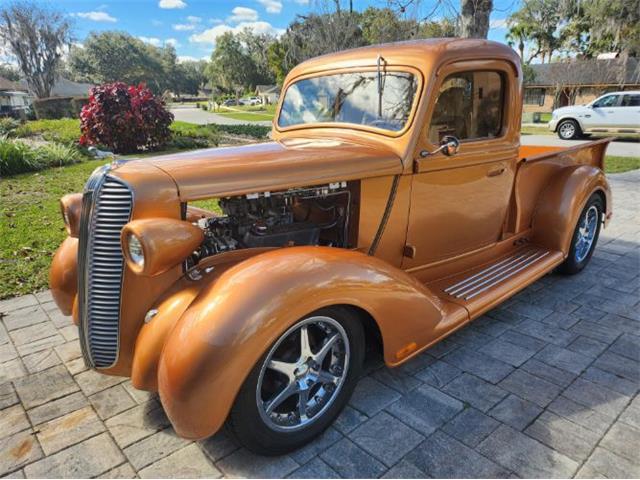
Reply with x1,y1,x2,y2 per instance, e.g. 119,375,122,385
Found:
278,71,418,132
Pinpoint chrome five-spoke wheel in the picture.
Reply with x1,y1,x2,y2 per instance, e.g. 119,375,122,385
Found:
256,316,350,431
228,307,364,455
558,193,603,275
575,205,598,263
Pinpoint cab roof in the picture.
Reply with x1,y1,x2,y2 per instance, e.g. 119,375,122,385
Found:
287,38,521,80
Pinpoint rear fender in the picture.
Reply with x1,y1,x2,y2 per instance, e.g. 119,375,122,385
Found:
157,246,460,439
531,164,611,254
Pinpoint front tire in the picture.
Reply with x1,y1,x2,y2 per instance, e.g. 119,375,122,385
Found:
227,306,364,455
557,194,603,275
557,119,581,140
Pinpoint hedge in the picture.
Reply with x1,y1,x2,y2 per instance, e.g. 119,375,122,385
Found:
33,97,74,120
71,97,90,116
216,124,271,138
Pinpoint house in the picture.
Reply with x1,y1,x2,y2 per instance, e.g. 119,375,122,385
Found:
523,56,640,114
255,85,280,105
19,77,94,98
0,76,31,117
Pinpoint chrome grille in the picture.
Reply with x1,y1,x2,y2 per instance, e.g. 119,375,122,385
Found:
78,168,132,368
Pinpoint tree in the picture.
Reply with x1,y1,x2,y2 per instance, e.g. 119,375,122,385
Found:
360,7,413,44
0,63,20,81
70,32,159,87
506,0,563,63
279,12,366,68
175,60,208,96
459,0,493,38
237,28,277,86
207,32,255,96
0,1,72,98
562,0,640,57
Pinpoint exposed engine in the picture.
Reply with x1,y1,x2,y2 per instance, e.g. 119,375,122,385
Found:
190,182,353,265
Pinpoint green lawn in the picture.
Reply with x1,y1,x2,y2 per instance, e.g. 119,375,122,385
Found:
1,152,638,300
605,156,640,174
214,104,276,122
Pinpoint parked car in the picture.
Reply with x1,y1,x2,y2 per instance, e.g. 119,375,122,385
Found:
549,90,640,139
240,96,262,106
51,39,612,455
222,98,238,107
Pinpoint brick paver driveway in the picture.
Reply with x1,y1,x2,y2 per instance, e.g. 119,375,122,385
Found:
1,171,638,478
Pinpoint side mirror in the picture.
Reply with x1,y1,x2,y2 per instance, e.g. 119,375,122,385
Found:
419,135,461,158
440,135,460,156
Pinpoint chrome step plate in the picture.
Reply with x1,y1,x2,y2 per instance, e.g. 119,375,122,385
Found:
444,248,551,301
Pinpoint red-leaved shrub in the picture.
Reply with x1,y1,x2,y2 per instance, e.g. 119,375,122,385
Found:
80,82,173,153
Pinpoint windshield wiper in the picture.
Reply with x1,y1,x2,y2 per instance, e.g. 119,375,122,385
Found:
377,55,386,117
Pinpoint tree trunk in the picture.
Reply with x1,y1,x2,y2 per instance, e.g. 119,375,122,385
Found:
459,0,493,39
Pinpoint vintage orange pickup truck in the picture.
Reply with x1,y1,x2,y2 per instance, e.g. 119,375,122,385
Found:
50,38,612,454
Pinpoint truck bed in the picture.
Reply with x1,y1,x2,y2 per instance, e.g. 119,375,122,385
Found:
518,137,612,169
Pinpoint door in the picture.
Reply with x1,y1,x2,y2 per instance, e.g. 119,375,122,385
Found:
619,93,640,130
403,68,517,270
586,94,621,129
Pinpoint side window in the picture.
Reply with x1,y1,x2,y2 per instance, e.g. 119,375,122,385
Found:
621,94,640,107
428,71,505,144
593,95,619,108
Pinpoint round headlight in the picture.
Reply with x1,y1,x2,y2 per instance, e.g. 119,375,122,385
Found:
127,233,145,267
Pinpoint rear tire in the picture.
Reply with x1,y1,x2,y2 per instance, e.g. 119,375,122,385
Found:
227,306,365,455
557,119,581,140
557,194,603,275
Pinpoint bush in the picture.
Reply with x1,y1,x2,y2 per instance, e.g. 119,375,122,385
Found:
80,82,174,154
33,97,74,120
168,136,211,150
35,143,82,168
0,118,20,136
0,139,40,175
216,124,271,138
0,138,85,176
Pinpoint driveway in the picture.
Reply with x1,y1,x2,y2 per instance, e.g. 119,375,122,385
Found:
0,172,638,478
522,134,640,157
171,106,272,127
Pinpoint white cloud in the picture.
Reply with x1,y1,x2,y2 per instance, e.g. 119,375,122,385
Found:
293,0,309,4
158,0,187,9
173,15,202,31
165,38,180,47
173,23,196,31
490,18,507,29
151,19,163,26
209,18,224,24
257,0,282,14
189,21,284,45
73,11,117,22
229,7,259,23
138,36,162,47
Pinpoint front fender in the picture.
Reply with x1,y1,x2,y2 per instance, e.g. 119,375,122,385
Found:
49,236,78,317
157,246,463,440
532,165,611,254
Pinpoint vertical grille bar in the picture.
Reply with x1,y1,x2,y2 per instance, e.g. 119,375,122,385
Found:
78,168,132,368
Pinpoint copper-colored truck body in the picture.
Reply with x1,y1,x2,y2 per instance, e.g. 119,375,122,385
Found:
50,39,612,445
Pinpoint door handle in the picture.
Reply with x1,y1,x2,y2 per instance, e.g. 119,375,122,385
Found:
487,167,506,177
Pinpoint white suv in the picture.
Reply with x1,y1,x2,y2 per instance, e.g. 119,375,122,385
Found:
549,91,640,139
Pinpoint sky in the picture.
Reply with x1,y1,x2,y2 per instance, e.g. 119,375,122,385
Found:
3,0,520,62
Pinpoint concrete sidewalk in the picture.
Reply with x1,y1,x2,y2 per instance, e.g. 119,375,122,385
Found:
0,171,638,478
